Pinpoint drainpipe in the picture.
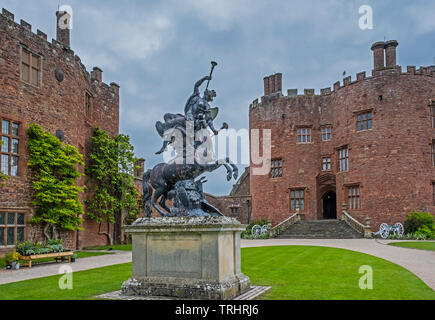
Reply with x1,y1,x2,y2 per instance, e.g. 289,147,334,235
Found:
246,200,251,224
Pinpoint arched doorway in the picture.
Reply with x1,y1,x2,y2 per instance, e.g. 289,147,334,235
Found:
322,191,337,220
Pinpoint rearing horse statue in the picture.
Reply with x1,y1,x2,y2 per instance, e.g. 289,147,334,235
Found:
143,62,238,217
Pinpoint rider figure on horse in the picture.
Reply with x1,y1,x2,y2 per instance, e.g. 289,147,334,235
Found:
155,75,219,155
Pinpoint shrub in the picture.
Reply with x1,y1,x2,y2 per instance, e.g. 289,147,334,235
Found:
15,240,65,256
415,225,435,239
404,212,434,234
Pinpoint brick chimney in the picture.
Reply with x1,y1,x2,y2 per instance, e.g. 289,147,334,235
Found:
263,73,282,96
135,158,146,179
385,40,399,68
91,67,103,84
56,10,71,47
371,41,385,72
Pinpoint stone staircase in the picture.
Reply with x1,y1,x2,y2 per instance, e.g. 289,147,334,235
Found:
276,219,364,239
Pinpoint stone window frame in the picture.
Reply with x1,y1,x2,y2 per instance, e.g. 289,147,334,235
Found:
1,118,21,177
354,109,373,132
229,207,240,216
432,140,435,167
289,187,306,212
337,145,349,172
430,101,435,129
432,181,435,206
270,158,283,179
20,45,43,88
0,210,28,247
296,126,313,144
321,126,332,142
85,91,93,118
322,156,332,171
344,184,361,210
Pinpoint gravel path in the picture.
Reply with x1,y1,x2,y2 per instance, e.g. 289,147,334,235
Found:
1,240,434,291
241,239,435,290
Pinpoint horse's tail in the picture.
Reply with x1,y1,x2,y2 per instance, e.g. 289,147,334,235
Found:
142,170,153,218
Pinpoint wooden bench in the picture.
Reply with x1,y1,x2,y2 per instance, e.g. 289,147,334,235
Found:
19,251,74,269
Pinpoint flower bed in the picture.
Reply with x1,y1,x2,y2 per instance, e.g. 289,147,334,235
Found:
15,240,66,256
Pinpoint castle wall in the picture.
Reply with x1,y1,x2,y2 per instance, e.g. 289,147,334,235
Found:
250,48,435,230
0,9,120,251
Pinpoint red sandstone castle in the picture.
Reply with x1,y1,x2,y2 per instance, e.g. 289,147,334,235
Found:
0,9,140,252
249,41,435,231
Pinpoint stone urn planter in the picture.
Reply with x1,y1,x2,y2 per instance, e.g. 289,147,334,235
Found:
11,262,20,270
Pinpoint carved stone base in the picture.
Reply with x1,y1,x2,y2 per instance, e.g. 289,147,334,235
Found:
121,217,250,300
122,274,250,300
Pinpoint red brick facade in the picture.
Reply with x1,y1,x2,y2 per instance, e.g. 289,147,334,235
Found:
206,167,252,224
0,9,121,251
249,41,435,231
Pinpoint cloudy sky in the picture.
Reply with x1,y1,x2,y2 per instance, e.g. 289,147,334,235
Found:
2,0,435,195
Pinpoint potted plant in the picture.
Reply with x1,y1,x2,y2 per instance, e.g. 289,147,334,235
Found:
4,251,20,270
4,252,13,269
71,253,77,263
11,251,21,270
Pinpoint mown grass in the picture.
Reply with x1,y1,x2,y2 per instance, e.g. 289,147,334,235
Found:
241,246,435,300
388,241,435,252
0,246,434,300
83,244,132,251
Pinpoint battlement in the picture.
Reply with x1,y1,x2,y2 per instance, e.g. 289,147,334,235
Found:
251,40,434,110
0,8,119,95
250,65,434,110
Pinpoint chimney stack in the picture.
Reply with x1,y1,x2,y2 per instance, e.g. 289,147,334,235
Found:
91,67,103,84
263,73,282,96
371,41,385,72
135,158,146,178
56,10,71,47
385,40,399,68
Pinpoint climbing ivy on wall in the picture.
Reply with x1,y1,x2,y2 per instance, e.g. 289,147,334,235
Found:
86,127,140,245
27,124,84,240
0,141,7,186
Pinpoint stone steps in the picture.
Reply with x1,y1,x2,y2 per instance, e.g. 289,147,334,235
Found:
277,219,363,239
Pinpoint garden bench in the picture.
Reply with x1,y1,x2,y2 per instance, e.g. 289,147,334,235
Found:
19,251,74,269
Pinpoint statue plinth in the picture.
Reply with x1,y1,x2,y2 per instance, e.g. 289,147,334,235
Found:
122,216,251,300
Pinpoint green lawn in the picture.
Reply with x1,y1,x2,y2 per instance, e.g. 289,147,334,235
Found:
0,251,112,269
0,263,129,300
0,246,434,300
83,244,132,251
242,246,435,300
388,241,435,252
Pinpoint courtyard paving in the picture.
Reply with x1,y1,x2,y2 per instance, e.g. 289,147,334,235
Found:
0,240,434,291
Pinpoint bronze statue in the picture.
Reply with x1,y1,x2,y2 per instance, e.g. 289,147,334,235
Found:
144,62,237,217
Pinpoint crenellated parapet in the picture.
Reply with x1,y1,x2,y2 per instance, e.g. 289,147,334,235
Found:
0,8,119,96
250,40,434,112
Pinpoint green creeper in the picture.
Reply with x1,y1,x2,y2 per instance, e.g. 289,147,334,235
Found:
86,127,140,245
0,140,7,186
27,124,84,240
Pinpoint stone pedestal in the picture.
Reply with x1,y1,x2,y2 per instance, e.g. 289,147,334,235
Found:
121,216,250,300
